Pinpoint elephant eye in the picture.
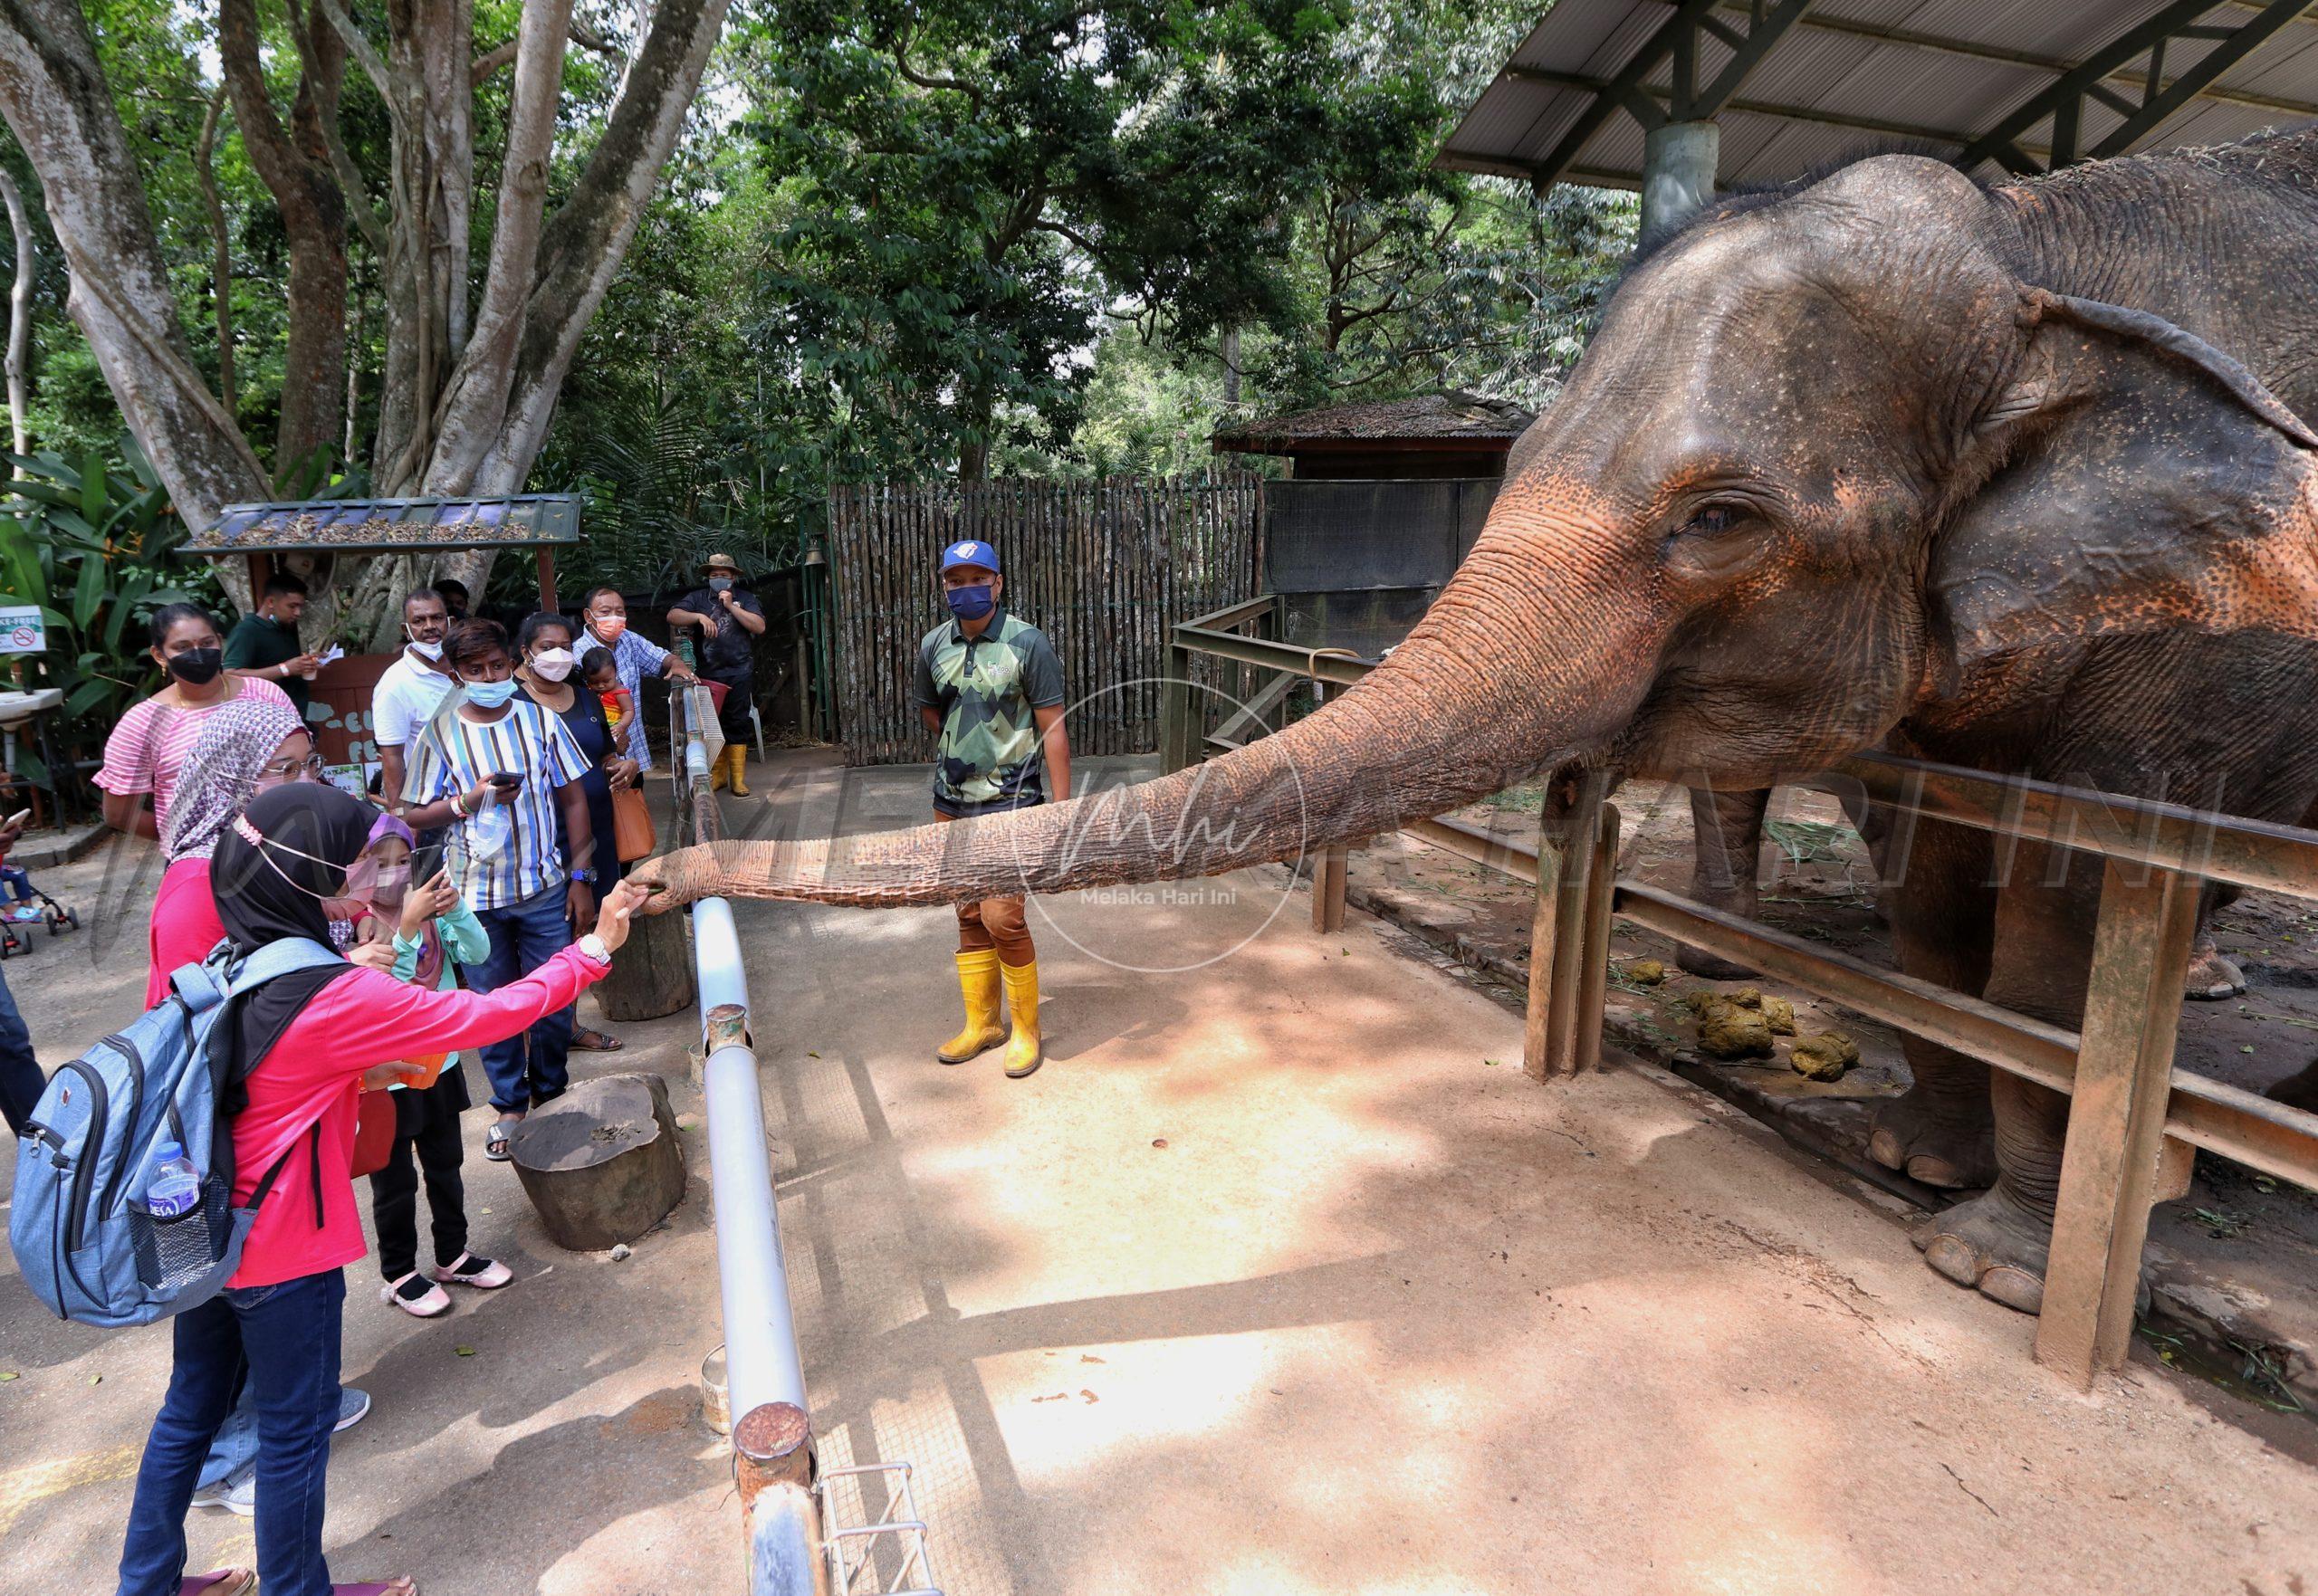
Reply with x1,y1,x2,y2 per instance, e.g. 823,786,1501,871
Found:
1679,503,1745,539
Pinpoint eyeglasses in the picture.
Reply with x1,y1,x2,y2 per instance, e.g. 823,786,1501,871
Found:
259,753,327,780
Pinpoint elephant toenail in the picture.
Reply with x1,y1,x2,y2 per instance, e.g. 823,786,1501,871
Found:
1868,1129,1906,1170
1907,1153,1965,1187
1978,1266,2045,1315
1921,1234,1982,1286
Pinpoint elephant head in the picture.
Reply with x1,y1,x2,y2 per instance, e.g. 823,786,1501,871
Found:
638,154,2318,911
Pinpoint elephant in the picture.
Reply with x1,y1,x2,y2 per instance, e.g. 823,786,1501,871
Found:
1676,780,2254,999
639,129,2318,1317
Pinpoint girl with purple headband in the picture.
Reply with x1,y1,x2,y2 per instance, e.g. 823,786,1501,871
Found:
342,810,513,1317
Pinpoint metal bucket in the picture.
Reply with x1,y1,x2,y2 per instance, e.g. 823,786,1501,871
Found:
702,1343,730,1435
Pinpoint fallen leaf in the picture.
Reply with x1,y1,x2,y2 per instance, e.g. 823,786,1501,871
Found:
480,1208,493,1216
1031,1391,1068,1402
1151,1137,1168,1149
2243,1046,2257,1054
1483,1058,1501,1067
1079,1390,1099,1403
1079,1353,1105,1364
88,1374,101,1385
455,1346,476,1357
807,1050,820,1058
0,1371,16,1381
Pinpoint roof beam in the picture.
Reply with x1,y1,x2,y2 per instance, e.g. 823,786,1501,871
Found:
1704,5,2318,120
1502,66,2003,156
1525,0,1819,190
1959,1,2317,176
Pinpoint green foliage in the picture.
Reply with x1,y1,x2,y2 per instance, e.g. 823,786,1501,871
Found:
0,442,219,780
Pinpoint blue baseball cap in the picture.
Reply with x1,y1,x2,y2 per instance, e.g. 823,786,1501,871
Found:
940,539,1000,575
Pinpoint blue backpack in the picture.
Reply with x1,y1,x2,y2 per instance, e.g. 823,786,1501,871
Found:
9,937,341,1327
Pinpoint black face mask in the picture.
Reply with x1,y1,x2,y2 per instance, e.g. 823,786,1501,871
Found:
167,647,223,685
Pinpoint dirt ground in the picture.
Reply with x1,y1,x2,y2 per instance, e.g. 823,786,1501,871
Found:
1345,778,2318,1413
2,755,2315,1593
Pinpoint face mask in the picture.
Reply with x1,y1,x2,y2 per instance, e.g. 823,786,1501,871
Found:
229,814,350,900
342,853,410,915
590,615,627,642
463,677,520,709
167,647,224,685
945,584,995,623
530,647,575,682
407,629,444,661
709,576,733,593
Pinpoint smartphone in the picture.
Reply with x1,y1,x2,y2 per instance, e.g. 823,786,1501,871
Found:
3,809,26,829
490,770,524,795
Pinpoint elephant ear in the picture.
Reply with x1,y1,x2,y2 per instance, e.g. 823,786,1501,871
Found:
1930,288,2318,677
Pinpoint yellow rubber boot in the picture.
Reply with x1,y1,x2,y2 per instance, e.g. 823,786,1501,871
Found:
999,960,1043,1078
936,950,1007,1064
725,744,751,797
709,744,730,792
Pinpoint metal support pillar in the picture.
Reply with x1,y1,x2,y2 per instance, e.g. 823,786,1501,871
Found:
1641,119,1719,236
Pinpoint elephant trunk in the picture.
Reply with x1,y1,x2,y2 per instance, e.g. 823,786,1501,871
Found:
642,532,1651,910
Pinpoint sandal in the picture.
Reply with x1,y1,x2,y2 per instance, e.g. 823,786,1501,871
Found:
332,1582,419,1595
180,1572,256,1596
484,1119,515,1161
381,1271,452,1317
432,1252,512,1290
570,1027,625,1052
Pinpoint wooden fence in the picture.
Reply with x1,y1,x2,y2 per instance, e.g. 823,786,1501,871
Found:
826,475,1265,762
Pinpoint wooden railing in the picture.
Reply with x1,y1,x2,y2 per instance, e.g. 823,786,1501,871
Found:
1162,596,2318,1390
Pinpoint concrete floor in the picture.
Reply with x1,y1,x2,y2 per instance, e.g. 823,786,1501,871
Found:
3,754,2316,1593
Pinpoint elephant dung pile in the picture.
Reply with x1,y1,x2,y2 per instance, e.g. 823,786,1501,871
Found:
1681,988,1857,1080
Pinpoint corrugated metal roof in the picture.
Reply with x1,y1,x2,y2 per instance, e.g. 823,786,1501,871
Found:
1440,1,2318,189
194,494,582,554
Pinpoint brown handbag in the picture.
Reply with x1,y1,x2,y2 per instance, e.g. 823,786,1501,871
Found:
612,785,656,863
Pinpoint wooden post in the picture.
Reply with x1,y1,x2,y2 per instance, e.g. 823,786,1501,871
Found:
1525,771,1610,1079
536,548,560,613
1571,801,1622,1075
1160,639,1195,773
1312,844,1348,933
244,551,273,606
2034,859,2201,1386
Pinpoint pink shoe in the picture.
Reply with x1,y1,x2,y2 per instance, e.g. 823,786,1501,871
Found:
380,1271,452,1317
180,1572,255,1596
431,1252,512,1289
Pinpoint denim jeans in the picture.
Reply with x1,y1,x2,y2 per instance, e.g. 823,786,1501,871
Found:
0,960,43,1136
0,863,32,901
116,1269,346,1596
465,883,576,1113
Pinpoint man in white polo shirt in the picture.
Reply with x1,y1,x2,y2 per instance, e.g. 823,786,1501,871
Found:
375,587,459,813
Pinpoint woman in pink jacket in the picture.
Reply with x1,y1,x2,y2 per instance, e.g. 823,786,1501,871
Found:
115,784,647,1596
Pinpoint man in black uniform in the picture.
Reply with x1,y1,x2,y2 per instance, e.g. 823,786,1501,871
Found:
667,552,764,794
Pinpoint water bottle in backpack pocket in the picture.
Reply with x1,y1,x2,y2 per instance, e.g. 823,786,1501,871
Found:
8,935,341,1328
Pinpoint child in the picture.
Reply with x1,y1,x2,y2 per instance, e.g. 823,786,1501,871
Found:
585,645,632,745
346,812,515,1316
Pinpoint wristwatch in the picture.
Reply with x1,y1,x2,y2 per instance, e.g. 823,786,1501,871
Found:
570,865,598,884
577,933,611,964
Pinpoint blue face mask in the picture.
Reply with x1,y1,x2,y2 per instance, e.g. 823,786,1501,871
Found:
708,576,734,593
946,584,995,622
464,676,520,709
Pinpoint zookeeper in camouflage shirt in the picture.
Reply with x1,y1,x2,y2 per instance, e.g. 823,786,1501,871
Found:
910,538,1071,1080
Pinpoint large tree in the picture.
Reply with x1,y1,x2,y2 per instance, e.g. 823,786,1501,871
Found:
0,0,729,641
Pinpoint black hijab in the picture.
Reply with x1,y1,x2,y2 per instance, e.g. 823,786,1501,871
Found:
207,783,375,1095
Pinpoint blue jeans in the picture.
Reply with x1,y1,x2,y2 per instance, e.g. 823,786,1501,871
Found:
117,1269,346,1596
0,864,31,901
465,883,576,1113
0,961,43,1136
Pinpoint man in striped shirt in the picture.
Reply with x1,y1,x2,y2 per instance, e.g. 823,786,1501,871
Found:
401,619,599,1157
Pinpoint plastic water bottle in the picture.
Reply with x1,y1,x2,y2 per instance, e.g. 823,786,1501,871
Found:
144,1142,200,1221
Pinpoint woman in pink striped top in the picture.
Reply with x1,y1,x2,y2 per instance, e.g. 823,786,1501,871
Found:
96,604,299,1005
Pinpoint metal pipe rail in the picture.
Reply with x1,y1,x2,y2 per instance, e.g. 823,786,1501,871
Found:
675,686,826,1596
1161,596,2318,1391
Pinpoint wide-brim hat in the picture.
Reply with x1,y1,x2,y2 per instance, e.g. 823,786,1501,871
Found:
704,551,742,574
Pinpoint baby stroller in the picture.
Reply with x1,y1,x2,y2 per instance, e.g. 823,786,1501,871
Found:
0,858,78,958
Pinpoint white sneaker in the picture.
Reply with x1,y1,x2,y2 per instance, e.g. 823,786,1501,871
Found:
190,1474,255,1515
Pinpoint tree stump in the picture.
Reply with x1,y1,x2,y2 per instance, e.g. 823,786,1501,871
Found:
509,1072,687,1250
595,894,694,1021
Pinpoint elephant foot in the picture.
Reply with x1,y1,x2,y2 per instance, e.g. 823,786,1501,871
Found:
1913,1190,2054,1314
1675,943,1758,980
2184,934,2246,1001
1868,1093,1997,1190
2266,1056,2318,1114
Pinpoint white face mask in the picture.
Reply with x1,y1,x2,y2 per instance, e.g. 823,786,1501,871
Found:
531,647,575,683
407,629,444,661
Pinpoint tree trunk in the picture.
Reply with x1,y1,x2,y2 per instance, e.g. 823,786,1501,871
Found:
508,1071,687,1251
220,0,348,473
595,896,695,1020
0,0,269,532
193,88,235,423
0,165,34,462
